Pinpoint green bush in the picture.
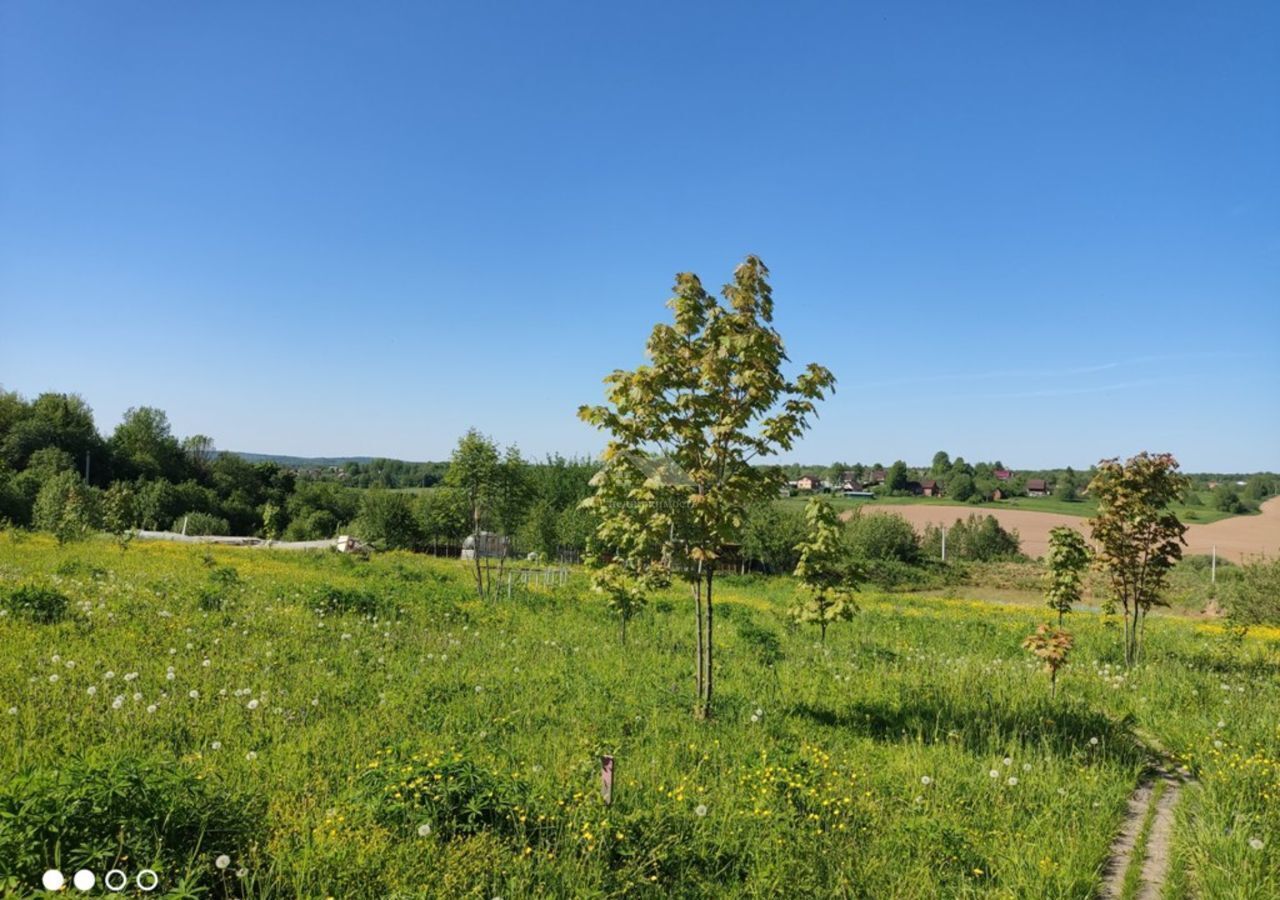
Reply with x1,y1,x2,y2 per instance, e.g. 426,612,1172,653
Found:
846,511,920,563
177,511,231,536
2,584,70,623
921,514,1022,562
0,751,264,897
355,490,424,550
1223,557,1280,627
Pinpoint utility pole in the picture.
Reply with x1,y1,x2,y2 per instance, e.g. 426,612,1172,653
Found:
1211,545,1217,586
84,450,91,484
941,525,947,563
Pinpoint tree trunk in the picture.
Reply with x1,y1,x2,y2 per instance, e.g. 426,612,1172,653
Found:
471,506,484,600
692,571,704,712
702,569,714,719
1122,606,1133,667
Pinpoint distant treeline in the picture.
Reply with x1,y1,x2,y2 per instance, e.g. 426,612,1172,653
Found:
778,452,1277,511
0,391,597,554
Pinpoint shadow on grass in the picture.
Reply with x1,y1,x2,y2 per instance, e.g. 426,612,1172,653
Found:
787,695,1146,764
1153,646,1280,678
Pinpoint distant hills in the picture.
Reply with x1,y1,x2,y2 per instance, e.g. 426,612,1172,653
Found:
232,452,427,468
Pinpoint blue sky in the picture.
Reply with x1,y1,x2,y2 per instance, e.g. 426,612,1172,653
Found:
2,1,1277,471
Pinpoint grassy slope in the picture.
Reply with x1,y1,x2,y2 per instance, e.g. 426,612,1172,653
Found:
0,535,1276,897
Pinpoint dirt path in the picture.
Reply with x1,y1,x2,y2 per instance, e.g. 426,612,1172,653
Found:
1100,768,1185,899
1135,773,1181,900
1099,780,1156,898
844,495,1280,562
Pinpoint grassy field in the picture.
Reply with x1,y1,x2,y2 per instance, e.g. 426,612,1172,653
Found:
778,493,1242,526
1,534,1276,897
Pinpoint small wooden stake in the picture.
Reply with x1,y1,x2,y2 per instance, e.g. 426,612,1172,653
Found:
600,754,614,805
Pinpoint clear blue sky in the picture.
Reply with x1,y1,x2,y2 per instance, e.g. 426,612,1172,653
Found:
2,1,1277,471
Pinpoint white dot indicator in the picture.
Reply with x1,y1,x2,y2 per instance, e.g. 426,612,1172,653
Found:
136,868,160,892
73,869,96,890
42,870,65,890
104,869,128,891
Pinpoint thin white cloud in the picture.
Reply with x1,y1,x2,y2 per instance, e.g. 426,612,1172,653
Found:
848,352,1250,391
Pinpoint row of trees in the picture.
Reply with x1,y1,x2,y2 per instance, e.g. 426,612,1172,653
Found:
0,389,600,555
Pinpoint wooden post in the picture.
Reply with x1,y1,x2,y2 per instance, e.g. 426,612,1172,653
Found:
600,755,614,805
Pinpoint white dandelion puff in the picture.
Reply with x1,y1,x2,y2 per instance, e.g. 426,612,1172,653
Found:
694,804,708,817
215,854,231,870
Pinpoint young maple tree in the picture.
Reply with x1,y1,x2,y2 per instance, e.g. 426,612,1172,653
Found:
580,256,835,718
790,497,860,643
1088,451,1190,666
1022,624,1074,698
1044,525,1091,625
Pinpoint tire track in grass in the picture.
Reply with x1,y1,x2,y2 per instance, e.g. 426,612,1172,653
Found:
1101,732,1193,900
1101,778,1156,898
1133,772,1181,900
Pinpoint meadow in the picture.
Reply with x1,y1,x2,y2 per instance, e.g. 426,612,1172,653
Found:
1,533,1276,898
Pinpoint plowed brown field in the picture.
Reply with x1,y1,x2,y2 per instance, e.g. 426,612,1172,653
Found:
843,496,1280,562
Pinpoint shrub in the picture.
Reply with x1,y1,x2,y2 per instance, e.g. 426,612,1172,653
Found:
355,490,423,551
1223,557,1280,627
921,514,1022,562
32,470,101,544
177,511,231,536
2,584,70,624
0,751,264,897
846,511,920,563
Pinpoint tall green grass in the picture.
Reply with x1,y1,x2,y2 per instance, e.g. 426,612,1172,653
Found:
0,533,1275,896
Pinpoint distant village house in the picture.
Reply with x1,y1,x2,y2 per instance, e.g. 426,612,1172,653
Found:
795,474,822,492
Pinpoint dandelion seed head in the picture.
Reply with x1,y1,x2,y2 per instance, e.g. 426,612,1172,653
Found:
215,854,231,870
